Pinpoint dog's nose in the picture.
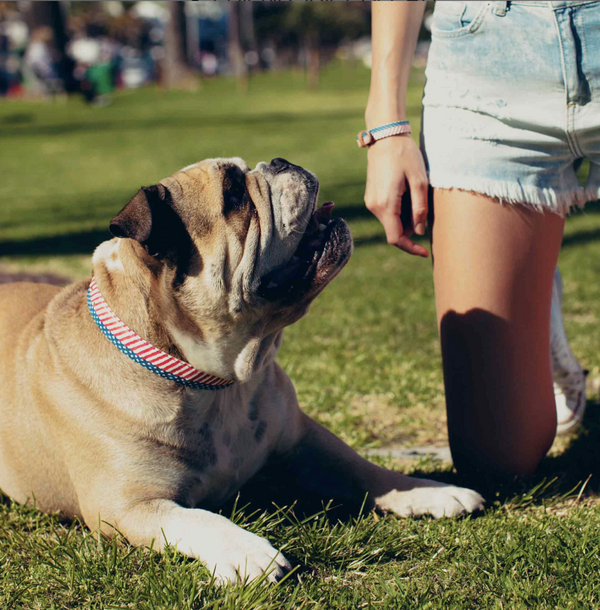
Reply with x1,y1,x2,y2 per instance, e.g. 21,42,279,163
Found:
270,158,291,173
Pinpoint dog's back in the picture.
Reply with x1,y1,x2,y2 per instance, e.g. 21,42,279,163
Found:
0,282,71,508
0,281,60,336
0,282,61,400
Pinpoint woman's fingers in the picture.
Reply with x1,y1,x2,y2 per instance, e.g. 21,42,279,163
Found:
380,211,429,258
364,136,430,257
408,172,429,236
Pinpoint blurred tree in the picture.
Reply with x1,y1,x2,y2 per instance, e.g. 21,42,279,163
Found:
67,2,144,50
26,1,67,50
0,2,16,18
239,2,257,70
24,1,79,93
227,2,247,91
164,1,196,89
255,3,370,88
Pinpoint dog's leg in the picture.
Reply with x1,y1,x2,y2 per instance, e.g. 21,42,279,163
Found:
93,500,290,584
281,413,484,518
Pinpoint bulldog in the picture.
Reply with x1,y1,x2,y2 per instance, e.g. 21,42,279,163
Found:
0,157,483,583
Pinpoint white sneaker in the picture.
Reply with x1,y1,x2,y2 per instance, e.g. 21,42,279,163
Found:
554,369,588,435
551,268,587,435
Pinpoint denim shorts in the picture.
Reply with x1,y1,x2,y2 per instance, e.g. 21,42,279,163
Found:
422,0,600,215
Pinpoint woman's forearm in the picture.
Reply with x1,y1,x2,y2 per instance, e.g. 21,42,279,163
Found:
366,1,426,128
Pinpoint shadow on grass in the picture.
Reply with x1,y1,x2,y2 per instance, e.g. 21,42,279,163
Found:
0,112,35,125
0,229,111,257
0,214,388,257
0,218,595,259
333,202,372,223
562,227,600,249
575,198,600,214
0,109,361,139
540,401,600,489
0,225,417,257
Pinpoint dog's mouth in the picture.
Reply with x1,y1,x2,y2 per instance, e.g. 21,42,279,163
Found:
259,201,352,302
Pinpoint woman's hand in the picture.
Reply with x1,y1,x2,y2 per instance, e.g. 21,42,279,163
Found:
364,135,429,257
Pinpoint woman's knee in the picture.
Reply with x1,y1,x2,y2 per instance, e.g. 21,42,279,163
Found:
448,406,556,477
439,307,557,476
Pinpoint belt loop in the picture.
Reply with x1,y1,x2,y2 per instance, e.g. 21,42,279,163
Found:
494,1,508,16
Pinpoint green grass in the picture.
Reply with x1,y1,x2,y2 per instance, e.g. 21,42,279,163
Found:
1,64,600,608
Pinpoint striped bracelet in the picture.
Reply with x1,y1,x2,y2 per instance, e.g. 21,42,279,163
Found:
356,120,411,148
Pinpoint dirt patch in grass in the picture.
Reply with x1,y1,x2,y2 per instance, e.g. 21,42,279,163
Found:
0,269,70,286
348,393,448,447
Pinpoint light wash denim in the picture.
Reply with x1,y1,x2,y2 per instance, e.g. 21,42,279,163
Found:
422,0,600,215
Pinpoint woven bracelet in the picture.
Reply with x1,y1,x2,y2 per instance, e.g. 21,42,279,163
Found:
356,120,411,148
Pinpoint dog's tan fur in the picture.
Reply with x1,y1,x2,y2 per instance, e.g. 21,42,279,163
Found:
0,158,483,582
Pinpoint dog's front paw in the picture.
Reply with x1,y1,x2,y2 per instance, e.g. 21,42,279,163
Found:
209,532,290,585
172,516,291,584
376,478,484,519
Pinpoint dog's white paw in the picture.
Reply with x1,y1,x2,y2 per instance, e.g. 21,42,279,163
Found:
167,514,290,585
376,478,484,519
208,528,290,585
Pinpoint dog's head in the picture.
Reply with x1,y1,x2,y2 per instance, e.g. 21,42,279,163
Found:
100,157,352,382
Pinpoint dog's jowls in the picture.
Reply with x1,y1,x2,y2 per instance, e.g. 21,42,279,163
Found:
0,157,483,583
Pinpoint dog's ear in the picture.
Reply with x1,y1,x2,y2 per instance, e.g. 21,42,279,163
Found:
109,185,192,261
109,185,158,243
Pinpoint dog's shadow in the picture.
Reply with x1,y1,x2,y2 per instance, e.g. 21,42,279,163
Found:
227,397,600,529
223,466,368,526
2,409,598,581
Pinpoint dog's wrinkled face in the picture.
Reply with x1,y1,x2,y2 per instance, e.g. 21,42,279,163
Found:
105,157,352,381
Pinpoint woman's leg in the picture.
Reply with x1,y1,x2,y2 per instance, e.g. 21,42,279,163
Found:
431,188,565,476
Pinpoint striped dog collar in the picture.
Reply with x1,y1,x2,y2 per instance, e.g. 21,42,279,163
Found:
87,278,234,391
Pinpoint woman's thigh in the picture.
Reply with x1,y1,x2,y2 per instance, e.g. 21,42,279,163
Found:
431,188,565,475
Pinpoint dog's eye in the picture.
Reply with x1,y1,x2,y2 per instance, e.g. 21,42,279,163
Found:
222,167,247,215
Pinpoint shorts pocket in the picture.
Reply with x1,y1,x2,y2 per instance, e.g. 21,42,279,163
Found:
430,1,490,39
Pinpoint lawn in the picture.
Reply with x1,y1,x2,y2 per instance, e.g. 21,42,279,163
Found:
1,64,600,609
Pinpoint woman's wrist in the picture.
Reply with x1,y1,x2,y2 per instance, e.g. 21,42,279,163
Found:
366,63,408,127
365,99,407,129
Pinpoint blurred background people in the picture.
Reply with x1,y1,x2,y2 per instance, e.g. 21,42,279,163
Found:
0,1,384,101
23,26,62,98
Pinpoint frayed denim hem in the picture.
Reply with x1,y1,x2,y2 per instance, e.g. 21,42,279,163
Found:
428,174,599,218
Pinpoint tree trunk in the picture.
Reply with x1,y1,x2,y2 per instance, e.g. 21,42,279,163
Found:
164,1,196,90
27,1,67,53
240,2,258,70
26,1,76,92
227,3,248,92
305,30,320,90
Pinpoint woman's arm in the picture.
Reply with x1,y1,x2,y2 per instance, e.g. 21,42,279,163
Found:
367,2,425,125
364,2,429,257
